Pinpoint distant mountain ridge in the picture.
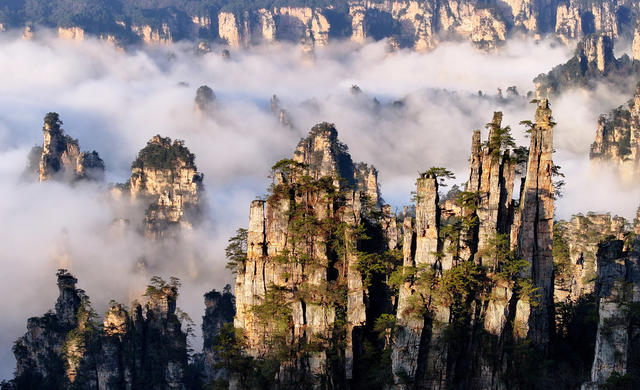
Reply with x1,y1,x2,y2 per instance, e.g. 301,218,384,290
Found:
1,0,639,50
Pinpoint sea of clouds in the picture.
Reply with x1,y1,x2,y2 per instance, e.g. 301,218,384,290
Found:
0,31,638,379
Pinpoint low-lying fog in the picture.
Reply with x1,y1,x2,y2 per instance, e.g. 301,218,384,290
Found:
0,31,637,379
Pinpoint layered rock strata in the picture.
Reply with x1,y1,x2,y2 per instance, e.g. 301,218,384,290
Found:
591,83,640,183
391,100,556,388
233,122,391,387
3,0,639,51
128,135,204,239
35,112,104,183
12,272,190,390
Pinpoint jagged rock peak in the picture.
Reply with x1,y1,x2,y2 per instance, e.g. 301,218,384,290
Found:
293,122,380,203
10,273,192,389
518,98,555,347
54,269,82,328
129,135,204,238
37,112,104,182
590,82,640,183
293,122,353,180
231,122,394,387
12,269,95,388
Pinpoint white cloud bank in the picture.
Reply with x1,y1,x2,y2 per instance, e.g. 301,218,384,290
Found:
0,32,636,379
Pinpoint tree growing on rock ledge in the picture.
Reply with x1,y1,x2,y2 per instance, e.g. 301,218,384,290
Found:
7,271,200,390
229,121,398,389
127,134,204,239
27,112,105,183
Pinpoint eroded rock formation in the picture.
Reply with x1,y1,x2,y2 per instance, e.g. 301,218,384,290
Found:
390,100,556,389
582,239,640,389
35,112,104,183
591,82,640,183
232,122,394,387
3,0,639,51
12,272,191,390
534,34,640,97
554,213,628,303
128,135,204,239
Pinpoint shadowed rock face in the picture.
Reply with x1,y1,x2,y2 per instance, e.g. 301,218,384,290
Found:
195,85,216,115
202,287,235,383
3,0,637,50
582,239,640,390
517,99,555,347
554,213,628,304
11,272,190,390
35,112,104,183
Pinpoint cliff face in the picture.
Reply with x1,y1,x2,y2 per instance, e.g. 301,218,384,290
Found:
535,34,640,98
389,101,556,389
582,239,640,390
232,122,392,387
227,103,559,389
12,271,87,389
591,83,640,183
554,213,629,303
516,99,555,347
36,112,104,183
12,272,191,390
202,287,236,383
3,0,638,50
128,135,204,239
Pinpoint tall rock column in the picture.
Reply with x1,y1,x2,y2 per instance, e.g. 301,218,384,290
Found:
202,287,236,383
392,173,441,388
344,191,366,381
582,239,640,389
475,112,516,257
518,99,555,347
37,112,104,182
232,123,382,387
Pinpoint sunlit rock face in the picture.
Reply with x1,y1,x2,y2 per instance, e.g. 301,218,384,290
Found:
35,112,104,183
554,213,628,304
233,122,388,386
2,0,637,50
591,83,640,184
534,33,640,98
391,101,557,389
128,135,204,239
228,103,562,389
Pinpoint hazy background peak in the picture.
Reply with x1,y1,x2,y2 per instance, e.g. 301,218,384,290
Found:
0,33,637,380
